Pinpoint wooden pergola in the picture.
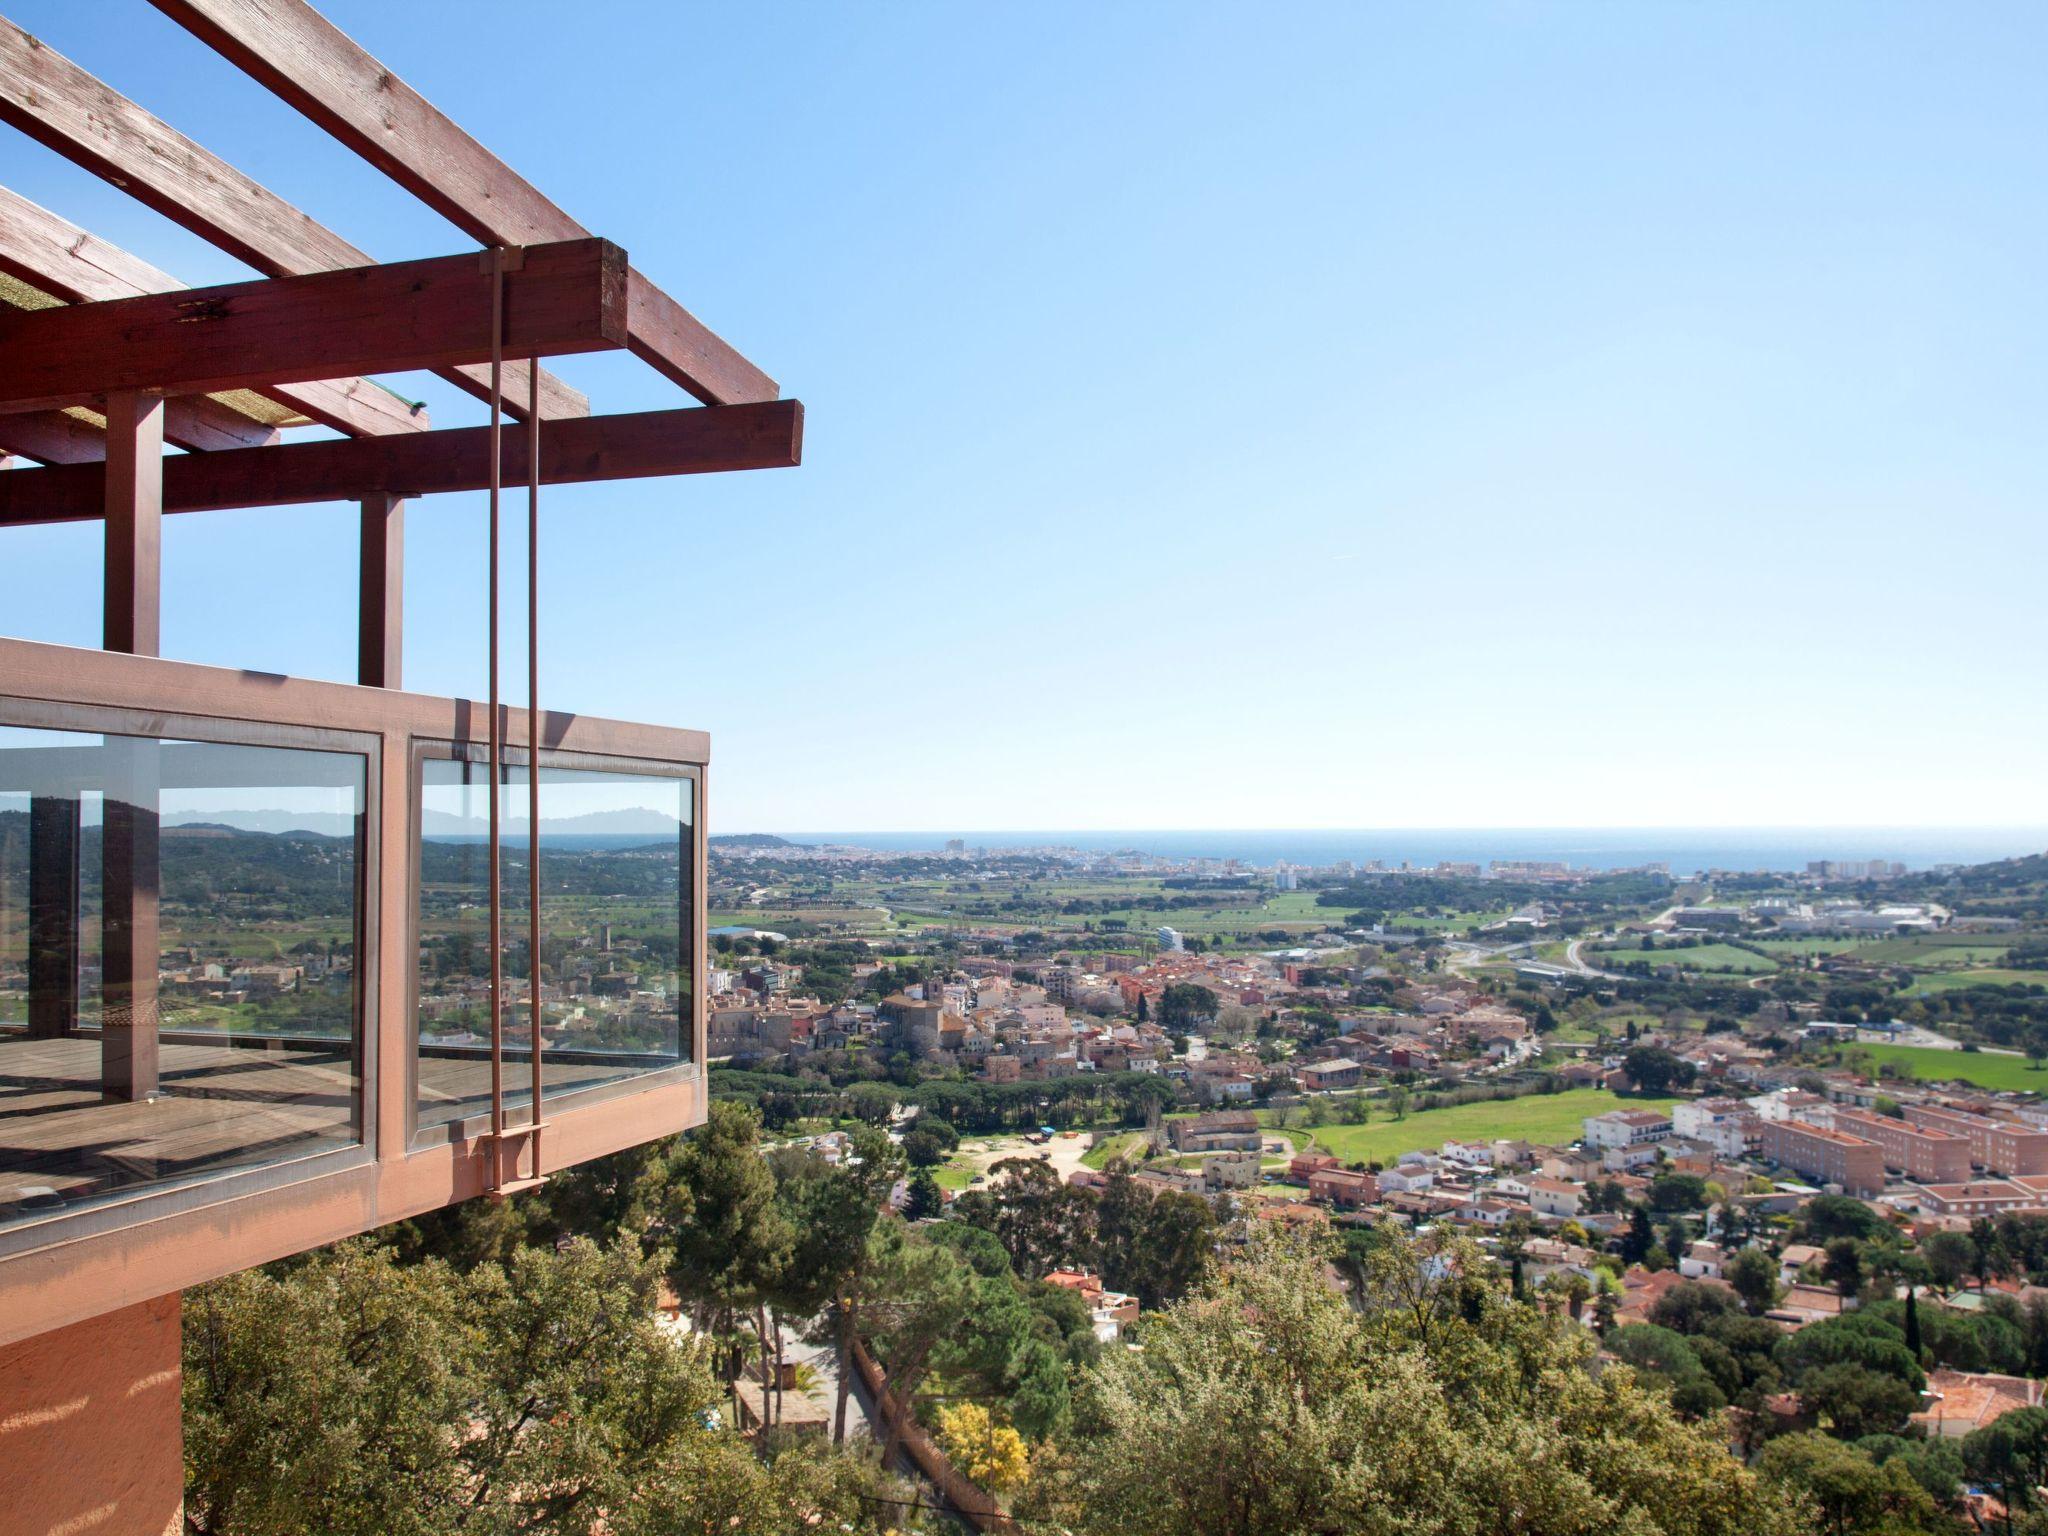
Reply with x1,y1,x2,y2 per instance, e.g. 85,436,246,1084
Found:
0,0,796,1362
0,0,801,688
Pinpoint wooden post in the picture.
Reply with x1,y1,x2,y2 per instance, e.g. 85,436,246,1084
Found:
101,391,162,1100
103,393,163,655
358,492,403,687
27,795,80,1039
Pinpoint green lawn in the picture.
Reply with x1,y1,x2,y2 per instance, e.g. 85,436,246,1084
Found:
931,1163,975,1191
1593,942,1776,974
1298,1088,1680,1166
1835,1043,2048,1093
1081,1131,1146,1170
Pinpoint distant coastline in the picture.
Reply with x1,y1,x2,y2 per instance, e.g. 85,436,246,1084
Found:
764,827,2048,875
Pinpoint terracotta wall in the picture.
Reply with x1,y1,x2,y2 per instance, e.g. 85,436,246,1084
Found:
0,1293,182,1536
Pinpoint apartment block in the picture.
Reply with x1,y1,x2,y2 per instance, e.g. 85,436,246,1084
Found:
1830,1108,1973,1184
1762,1119,1886,1198
1904,1104,2048,1177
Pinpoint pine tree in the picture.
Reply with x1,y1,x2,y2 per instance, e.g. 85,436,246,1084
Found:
905,1167,944,1220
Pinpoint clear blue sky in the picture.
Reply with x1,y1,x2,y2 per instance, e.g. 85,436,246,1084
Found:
7,2,2046,834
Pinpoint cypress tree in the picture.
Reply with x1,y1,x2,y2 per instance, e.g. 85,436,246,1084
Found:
1905,1286,1923,1357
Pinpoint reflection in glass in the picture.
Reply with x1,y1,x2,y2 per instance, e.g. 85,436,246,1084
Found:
415,752,693,1131
0,724,365,1227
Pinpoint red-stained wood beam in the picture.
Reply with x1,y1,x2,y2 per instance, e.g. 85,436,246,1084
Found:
0,403,278,462
0,184,426,440
152,0,779,407
0,401,803,526
98,392,166,1101
0,411,122,465
102,393,164,657
0,17,584,420
0,238,627,413
358,491,403,689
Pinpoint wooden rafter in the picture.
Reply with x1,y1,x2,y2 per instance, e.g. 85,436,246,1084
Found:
0,401,803,525
0,185,427,441
0,239,627,413
152,0,778,407
0,405,273,462
0,16,586,420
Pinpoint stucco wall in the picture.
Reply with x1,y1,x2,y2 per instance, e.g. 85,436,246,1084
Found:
0,1293,182,1536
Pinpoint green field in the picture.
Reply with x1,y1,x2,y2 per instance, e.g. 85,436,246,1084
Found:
1836,1043,2048,1093
1908,969,2045,994
1298,1088,1680,1166
1863,938,2013,966
1081,1131,1146,1170
1593,942,1776,975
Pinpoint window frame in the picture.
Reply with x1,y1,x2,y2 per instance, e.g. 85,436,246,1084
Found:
406,738,702,1150
0,696,380,1260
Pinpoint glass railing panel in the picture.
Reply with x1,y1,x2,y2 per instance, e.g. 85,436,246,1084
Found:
0,724,365,1228
415,751,694,1133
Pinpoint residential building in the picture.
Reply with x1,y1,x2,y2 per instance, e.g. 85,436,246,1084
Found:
1526,1176,1585,1219
1168,1110,1262,1154
1829,1108,1972,1184
1905,1104,2048,1177
1761,1119,1886,1198
1582,1109,1672,1152
1202,1150,1262,1191
1911,1371,2047,1439
1289,1151,1341,1182
1307,1168,1380,1209
1914,1181,2048,1219
1678,1241,1727,1279
1297,1058,1362,1091
1670,1098,1761,1159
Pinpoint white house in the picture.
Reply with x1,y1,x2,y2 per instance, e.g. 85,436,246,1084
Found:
1527,1176,1585,1219
1672,1098,1762,1159
1679,1241,1727,1280
1583,1109,1672,1151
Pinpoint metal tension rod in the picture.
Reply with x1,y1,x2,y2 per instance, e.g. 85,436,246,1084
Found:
486,245,507,1188
524,352,545,1185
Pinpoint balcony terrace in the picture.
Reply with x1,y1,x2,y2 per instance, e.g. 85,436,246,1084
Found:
0,3,800,1530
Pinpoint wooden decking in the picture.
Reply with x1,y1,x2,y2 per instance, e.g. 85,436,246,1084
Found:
0,1033,653,1220
0,1035,355,1218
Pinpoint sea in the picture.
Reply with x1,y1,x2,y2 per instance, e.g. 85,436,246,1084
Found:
772,828,2048,877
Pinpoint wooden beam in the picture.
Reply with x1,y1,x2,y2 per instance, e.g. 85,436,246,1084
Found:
0,411,109,465
103,393,163,656
358,492,403,688
100,393,164,1103
0,184,425,439
0,403,278,463
0,18,585,420
152,0,779,407
0,239,628,413
0,401,803,525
